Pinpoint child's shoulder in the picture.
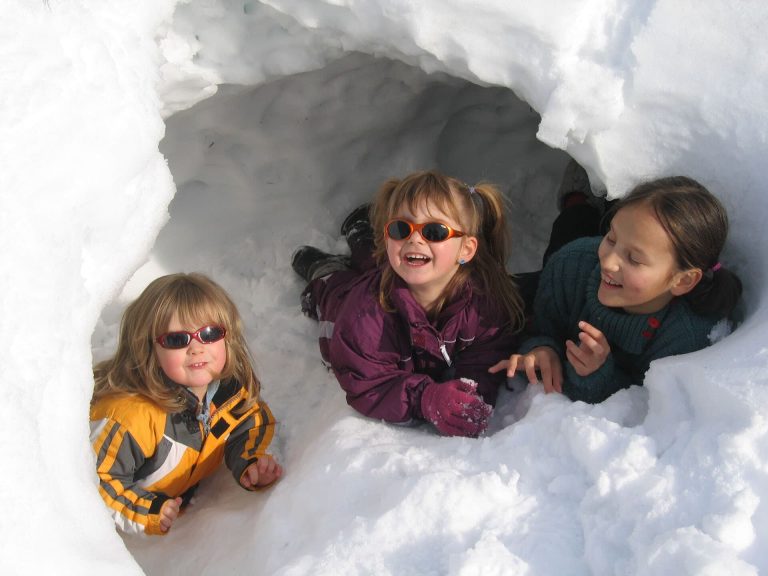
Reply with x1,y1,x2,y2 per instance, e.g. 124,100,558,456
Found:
91,393,167,434
558,236,602,257
668,298,723,345
544,236,602,276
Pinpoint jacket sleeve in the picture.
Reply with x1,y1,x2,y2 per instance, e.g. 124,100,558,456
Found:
452,320,519,406
329,308,434,424
521,241,593,357
90,418,171,536
224,400,278,490
521,238,618,401
562,355,635,403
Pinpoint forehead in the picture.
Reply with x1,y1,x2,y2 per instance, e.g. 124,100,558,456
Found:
612,202,674,252
395,197,459,223
164,306,221,332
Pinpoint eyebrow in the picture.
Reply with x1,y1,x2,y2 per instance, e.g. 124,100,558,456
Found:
608,225,650,260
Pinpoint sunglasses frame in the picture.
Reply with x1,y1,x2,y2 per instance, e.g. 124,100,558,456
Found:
155,324,227,350
384,219,465,243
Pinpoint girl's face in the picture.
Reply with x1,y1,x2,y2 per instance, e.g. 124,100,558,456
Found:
386,199,477,309
597,202,698,314
154,313,227,400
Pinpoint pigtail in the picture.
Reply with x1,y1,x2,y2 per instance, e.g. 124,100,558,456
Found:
686,265,743,318
371,178,402,312
465,182,526,333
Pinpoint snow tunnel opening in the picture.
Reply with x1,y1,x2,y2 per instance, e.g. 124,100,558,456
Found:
150,51,573,282
90,52,593,560
88,49,754,571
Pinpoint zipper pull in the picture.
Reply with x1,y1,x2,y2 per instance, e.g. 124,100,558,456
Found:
439,342,452,367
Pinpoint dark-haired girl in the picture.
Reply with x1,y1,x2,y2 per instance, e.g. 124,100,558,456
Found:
493,173,742,403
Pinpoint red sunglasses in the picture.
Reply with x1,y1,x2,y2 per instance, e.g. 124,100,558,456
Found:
385,219,465,243
155,324,227,350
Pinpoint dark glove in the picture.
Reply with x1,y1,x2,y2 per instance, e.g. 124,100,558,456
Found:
420,379,492,437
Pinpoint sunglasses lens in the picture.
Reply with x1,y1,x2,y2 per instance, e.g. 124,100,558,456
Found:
421,223,451,242
160,332,191,349
386,220,413,240
199,325,226,343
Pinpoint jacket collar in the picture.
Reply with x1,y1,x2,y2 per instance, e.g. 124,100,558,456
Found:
388,273,473,328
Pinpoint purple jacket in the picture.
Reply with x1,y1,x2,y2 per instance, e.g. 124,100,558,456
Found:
303,267,519,424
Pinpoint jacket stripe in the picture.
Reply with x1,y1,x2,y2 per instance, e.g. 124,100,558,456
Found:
138,435,185,488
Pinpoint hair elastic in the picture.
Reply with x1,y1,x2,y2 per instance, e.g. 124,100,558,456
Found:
710,262,722,272
468,186,476,195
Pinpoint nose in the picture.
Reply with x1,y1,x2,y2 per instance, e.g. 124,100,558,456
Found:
601,249,620,271
408,229,426,243
187,339,205,354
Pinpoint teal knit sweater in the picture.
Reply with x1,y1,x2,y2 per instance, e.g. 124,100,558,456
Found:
519,237,718,403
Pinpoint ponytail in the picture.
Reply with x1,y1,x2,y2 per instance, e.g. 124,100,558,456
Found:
463,182,525,333
687,265,743,317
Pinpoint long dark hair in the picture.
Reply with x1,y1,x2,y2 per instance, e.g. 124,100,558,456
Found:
610,176,742,317
370,170,525,332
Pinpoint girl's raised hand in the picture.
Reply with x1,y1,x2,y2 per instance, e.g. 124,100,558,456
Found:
489,346,563,394
565,321,611,376
240,454,283,490
159,497,182,533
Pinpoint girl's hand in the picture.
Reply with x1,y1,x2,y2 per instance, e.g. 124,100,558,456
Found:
159,497,182,533
489,346,563,394
565,321,611,376
241,455,283,489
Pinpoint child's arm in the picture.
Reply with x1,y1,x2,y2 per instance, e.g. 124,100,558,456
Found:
330,313,489,436
562,311,715,403
224,399,281,490
90,418,180,536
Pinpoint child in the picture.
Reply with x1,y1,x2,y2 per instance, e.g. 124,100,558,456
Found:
292,170,525,437
492,174,742,403
90,273,282,536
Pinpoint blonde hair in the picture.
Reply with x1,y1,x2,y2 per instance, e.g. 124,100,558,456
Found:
93,273,260,412
371,170,525,332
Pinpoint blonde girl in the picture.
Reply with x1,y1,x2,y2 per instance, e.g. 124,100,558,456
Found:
91,273,281,535
292,170,525,437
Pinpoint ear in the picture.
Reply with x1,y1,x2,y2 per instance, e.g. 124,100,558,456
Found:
670,268,703,296
458,236,478,264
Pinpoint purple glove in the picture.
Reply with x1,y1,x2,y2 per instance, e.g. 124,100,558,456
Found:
420,378,492,437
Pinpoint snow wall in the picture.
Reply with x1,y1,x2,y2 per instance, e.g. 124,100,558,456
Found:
3,1,768,574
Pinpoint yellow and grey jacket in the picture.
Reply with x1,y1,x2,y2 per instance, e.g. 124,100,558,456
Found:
90,378,276,535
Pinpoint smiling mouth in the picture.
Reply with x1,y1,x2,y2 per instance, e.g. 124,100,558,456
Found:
189,362,208,368
602,276,622,287
405,254,431,265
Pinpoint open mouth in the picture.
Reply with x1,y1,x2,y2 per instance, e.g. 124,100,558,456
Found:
602,275,622,288
405,253,431,265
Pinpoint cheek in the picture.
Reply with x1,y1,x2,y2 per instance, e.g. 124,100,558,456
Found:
155,348,182,377
211,341,227,371
597,240,610,263
386,239,401,263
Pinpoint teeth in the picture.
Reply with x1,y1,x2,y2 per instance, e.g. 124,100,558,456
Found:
406,254,429,261
603,277,621,286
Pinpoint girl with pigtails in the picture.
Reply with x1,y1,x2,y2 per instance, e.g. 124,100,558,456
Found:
291,170,525,437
